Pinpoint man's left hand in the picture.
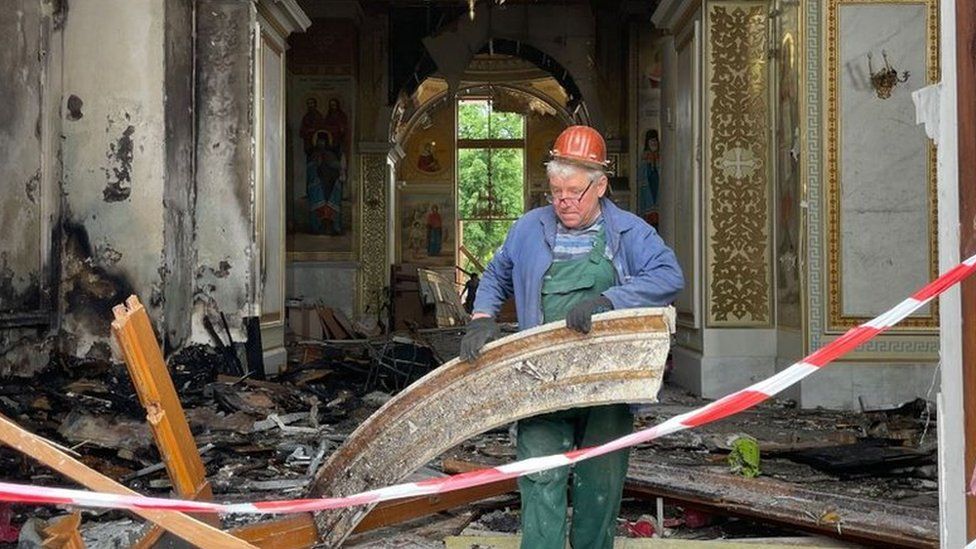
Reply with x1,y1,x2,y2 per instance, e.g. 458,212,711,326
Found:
566,296,614,333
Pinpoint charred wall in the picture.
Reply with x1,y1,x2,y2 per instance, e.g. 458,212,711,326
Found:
163,0,196,352
0,2,48,321
0,0,261,373
0,0,65,376
193,0,256,343
59,0,169,357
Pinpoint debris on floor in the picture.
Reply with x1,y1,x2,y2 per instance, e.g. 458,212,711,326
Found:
0,323,941,548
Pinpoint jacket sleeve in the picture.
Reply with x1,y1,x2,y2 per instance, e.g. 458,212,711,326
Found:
471,222,517,318
603,224,684,309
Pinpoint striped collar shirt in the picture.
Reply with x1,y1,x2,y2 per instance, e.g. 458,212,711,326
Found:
552,216,607,263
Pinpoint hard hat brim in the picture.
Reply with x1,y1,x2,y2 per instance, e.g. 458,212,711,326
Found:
545,154,613,173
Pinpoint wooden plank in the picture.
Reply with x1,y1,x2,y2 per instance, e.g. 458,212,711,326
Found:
228,460,516,547
444,535,852,549
0,413,255,548
316,306,348,339
229,515,318,549
447,457,935,547
458,245,486,273
352,475,516,533
959,0,976,540
41,512,83,549
624,460,936,548
111,296,221,548
332,308,357,339
111,296,213,502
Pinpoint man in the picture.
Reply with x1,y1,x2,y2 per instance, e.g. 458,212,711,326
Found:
461,271,479,314
459,125,683,549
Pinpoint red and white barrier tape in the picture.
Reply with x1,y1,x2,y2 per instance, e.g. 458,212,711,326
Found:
2,254,975,515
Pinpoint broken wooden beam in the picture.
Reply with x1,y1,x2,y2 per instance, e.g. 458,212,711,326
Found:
458,245,485,273
624,460,937,548
111,296,215,503
111,295,221,548
229,515,318,549
317,306,349,339
41,512,83,549
352,472,517,533
228,469,516,549
0,413,255,548
308,307,675,546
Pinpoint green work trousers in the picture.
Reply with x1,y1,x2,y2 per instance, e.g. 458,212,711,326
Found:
516,404,634,549
517,224,631,548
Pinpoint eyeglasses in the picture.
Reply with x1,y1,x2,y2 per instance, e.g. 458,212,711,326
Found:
545,180,594,205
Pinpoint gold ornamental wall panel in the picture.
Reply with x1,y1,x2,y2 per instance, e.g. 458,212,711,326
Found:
824,0,939,332
704,1,771,327
358,152,389,316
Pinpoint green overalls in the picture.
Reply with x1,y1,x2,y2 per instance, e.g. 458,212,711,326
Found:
517,227,635,549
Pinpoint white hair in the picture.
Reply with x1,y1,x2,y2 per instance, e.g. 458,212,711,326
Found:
545,159,605,183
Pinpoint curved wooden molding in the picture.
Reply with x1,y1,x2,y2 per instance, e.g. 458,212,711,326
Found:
308,307,675,545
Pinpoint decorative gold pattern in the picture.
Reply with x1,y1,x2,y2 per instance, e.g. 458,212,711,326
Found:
706,2,771,325
358,153,389,316
824,0,939,331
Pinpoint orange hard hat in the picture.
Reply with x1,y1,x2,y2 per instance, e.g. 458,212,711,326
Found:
548,125,610,171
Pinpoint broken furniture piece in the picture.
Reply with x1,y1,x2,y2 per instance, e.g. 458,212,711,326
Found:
0,412,255,547
308,307,676,546
417,268,469,327
40,512,83,549
111,296,222,547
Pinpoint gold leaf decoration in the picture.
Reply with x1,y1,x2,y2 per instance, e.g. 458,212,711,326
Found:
707,3,771,325
359,153,389,316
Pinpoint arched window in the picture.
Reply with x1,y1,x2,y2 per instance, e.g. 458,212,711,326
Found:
456,97,525,274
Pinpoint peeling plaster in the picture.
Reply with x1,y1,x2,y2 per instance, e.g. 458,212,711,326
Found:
0,2,45,319
193,262,225,307
96,241,122,264
102,123,134,202
149,281,164,309
25,169,39,203
216,260,231,278
61,221,136,339
66,93,83,120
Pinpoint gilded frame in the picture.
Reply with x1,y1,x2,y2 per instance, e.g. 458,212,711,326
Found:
823,0,939,332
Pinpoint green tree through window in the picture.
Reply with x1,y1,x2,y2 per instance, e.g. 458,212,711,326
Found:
457,100,525,274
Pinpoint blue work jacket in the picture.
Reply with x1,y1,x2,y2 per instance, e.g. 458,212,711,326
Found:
473,198,684,330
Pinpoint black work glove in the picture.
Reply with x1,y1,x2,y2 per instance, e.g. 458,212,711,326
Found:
566,296,614,334
460,317,501,361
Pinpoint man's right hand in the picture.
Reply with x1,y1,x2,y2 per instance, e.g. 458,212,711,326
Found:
460,316,501,361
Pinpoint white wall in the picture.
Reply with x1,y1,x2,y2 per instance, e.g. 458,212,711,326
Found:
60,0,168,356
